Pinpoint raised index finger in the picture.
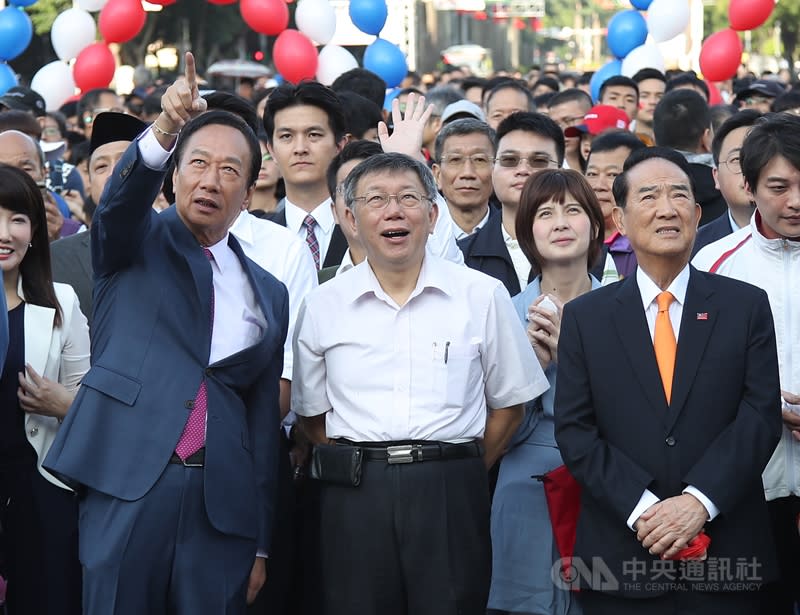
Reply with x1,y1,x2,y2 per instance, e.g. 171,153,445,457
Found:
184,52,197,93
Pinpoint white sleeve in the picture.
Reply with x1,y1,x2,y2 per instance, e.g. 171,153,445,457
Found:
279,239,319,382
426,194,464,266
138,126,175,170
290,298,331,417
482,284,549,409
683,486,720,521
58,288,91,392
626,489,660,530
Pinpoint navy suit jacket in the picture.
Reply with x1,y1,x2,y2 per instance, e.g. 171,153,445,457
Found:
457,210,531,297
555,268,781,596
691,212,735,257
45,142,289,552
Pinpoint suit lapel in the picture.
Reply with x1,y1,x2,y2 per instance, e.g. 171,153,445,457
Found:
665,268,716,430
613,277,669,421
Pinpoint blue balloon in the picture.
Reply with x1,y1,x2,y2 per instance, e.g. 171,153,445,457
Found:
349,0,388,36
590,59,622,102
607,10,648,59
383,87,401,111
0,7,33,62
364,38,407,89
9,0,39,6
630,0,653,8
0,62,18,95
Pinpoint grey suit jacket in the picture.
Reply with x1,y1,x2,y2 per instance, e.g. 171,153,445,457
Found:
50,230,93,325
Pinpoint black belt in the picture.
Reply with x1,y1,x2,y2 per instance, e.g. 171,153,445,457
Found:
339,440,482,464
169,448,205,467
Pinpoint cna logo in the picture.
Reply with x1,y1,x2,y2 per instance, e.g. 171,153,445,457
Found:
551,557,619,592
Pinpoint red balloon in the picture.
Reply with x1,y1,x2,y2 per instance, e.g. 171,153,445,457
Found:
273,29,318,84
473,11,487,21
208,0,236,4
74,43,116,92
729,0,774,32
240,0,288,36
707,82,723,105
99,0,147,44
699,29,742,83
148,0,176,5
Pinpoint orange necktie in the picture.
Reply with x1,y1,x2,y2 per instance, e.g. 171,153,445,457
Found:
654,291,676,404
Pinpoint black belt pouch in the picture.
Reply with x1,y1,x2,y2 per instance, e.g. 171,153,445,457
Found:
310,443,363,486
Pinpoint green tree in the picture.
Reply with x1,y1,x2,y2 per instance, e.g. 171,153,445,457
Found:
771,0,800,73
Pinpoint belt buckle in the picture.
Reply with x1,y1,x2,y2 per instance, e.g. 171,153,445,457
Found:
386,444,418,464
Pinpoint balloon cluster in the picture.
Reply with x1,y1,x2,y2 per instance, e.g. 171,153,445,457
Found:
700,0,775,82
594,0,776,100
0,0,35,94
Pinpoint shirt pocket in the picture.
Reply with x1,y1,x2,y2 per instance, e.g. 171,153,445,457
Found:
434,341,482,409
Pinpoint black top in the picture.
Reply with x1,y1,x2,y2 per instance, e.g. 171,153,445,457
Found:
0,303,36,469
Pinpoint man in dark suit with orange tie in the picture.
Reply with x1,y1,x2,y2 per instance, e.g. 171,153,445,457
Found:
555,146,781,614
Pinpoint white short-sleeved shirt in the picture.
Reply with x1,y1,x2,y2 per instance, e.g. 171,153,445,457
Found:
292,254,548,443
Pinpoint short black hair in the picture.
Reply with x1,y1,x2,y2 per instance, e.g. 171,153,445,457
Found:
632,68,666,85
710,109,762,166
460,77,487,95
665,73,710,101
77,88,119,122
326,139,383,199
533,92,557,109
495,111,566,166
264,80,346,144
588,129,646,157
485,81,535,111
772,90,800,113
547,88,592,110
710,104,738,134
433,118,496,163
174,110,261,187
203,91,260,134
337,91,383,140
532,76,560,93
653,88,710,151
423,86,465,116
741,112,800,194
331,68,387,109
599,76,639,102
481,76,515,105
612,146,695,208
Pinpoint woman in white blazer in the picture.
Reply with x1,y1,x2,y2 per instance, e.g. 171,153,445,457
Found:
0,164,89,615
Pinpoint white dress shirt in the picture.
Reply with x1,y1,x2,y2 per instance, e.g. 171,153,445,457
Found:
292,254,548,442
626,264,720,529
284,197,335,265
231,211,318,380
430,194,466,265
502,222,531,292
452,207,491,242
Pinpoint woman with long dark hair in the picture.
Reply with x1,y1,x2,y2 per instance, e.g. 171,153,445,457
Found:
0,163,89,614
489,169,605,615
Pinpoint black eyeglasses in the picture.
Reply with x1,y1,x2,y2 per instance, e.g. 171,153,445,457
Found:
496,153,558,169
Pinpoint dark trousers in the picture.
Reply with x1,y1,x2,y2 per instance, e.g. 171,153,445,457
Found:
762,496,800,614
0,466,82,615
579,589,762,615
318,455,491,615
78,463,255,615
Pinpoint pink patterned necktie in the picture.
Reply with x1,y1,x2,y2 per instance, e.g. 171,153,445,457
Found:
175,247,215,460
303,214,320,270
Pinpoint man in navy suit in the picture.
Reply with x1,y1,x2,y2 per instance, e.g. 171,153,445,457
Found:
692,110,761,256
45,54,288,614
555,147,781,614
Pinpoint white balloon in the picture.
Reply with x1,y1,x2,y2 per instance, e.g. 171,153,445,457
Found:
75,0,108,12
647,0,689,43
31,61,75,111
316,45,359,86
51,8,96,62
296,0,336,46
621,43,665,77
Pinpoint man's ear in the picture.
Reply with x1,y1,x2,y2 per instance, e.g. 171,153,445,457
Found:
712,166,720,191
432,163,442,188
611,205,626,235
700,128,712,153
337,134,350,151
344,205,359,240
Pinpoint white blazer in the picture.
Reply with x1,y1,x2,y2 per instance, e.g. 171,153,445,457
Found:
20,280,90,490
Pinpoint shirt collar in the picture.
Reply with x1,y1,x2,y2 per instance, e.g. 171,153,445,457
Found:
230,210,254,245
205,233,235,274
348,254,454,307
284,197,335,234
453,208,490,241
636,262,691,312
336,249,356,276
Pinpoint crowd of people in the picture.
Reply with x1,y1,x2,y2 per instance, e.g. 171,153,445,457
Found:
0,50,799,615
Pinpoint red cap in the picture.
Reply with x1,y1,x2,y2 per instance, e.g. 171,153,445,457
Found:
564,105,630,137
